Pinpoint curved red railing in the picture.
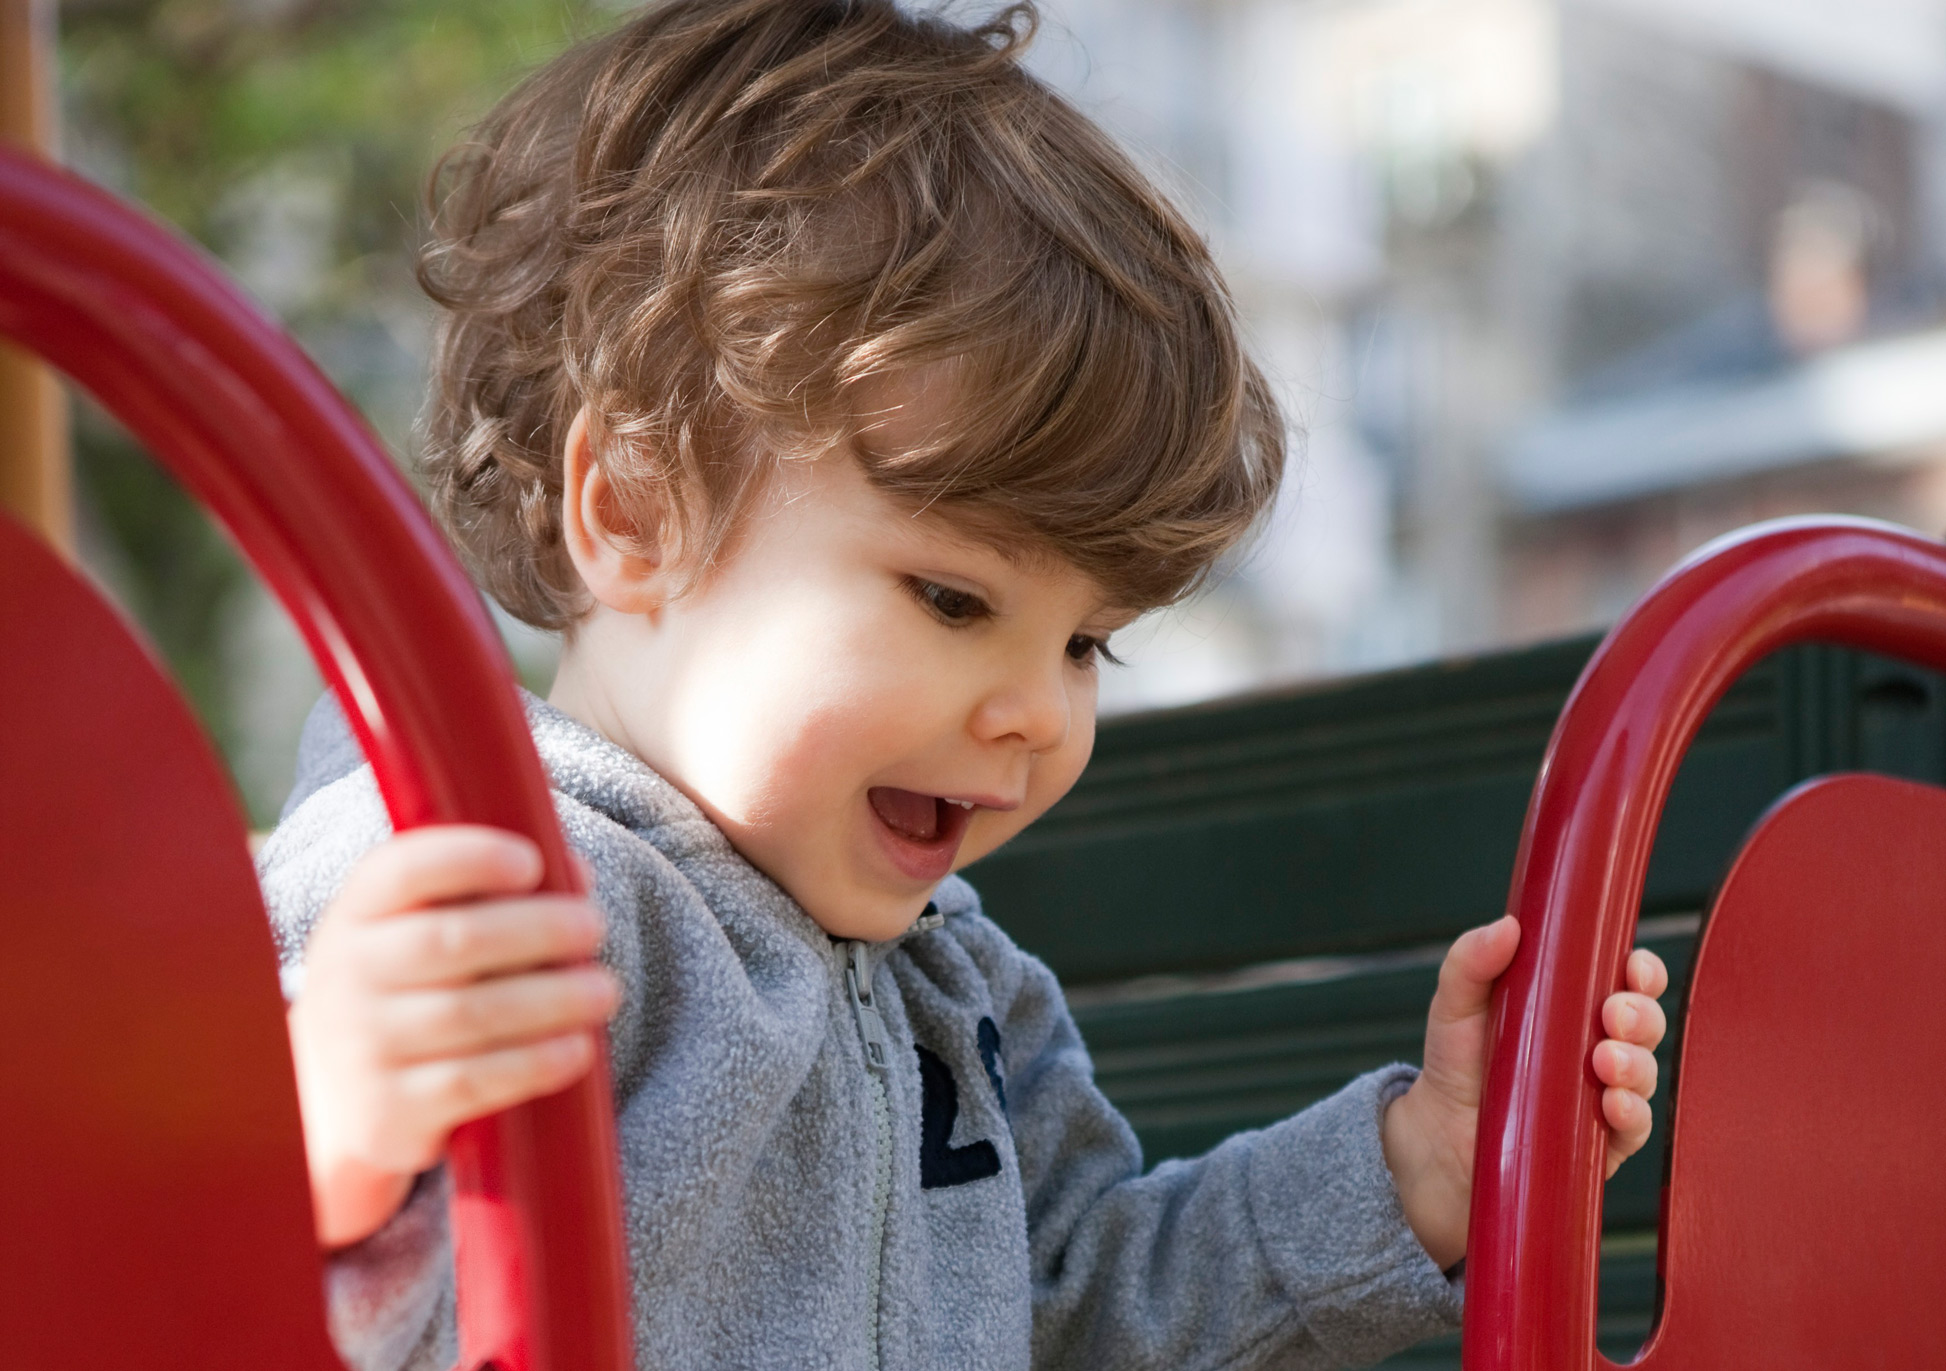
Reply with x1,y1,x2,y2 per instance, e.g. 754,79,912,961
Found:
0,147,632,1371
1464,516,1946,1368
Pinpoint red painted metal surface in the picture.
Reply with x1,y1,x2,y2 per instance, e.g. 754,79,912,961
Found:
1636,773,1946,1367
1464,517,1946,1369
0,146,632,1371
0,511,344,1370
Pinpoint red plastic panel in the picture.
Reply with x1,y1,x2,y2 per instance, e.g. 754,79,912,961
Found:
1465,518,1946,1370
0,513,343,1370
0,146,630,1371
1634,773,1946,1369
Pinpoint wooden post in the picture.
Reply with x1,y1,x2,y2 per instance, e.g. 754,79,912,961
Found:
1,0,71,551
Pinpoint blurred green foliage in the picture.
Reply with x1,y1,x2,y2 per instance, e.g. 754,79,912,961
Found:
59,0,606,810
63,0,609,300
73,412,244,737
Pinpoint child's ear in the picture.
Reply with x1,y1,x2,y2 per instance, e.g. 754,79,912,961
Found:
560,406,669,617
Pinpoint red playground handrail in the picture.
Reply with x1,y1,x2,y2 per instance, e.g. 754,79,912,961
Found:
1464,515,1946,1368
0,147,632,1371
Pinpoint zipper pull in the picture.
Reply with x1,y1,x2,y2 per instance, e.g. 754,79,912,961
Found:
845,940,893,1075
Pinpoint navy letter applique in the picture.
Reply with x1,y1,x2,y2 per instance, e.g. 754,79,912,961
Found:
916,1037,1002,1189
977,1015,1007,1116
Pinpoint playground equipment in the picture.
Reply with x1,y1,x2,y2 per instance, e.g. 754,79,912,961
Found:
5,144,1946,1371
1466,518,1946,1368
0,146,631,1371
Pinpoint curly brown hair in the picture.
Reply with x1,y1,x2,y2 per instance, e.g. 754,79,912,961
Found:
418,0,1284,630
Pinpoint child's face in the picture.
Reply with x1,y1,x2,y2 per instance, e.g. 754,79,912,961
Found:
552,429,1133,942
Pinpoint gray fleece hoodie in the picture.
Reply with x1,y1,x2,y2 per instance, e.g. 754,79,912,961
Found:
257,694,1461,1371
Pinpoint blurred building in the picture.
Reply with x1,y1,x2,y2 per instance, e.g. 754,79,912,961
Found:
1033,0,1946,711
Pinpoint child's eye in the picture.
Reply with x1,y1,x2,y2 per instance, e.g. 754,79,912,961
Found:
906,578,992,625
1066,634,1124,668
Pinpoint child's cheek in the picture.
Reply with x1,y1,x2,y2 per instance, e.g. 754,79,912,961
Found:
706,696,861,832
662,604,882,822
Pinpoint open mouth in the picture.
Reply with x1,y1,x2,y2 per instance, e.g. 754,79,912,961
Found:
867,786,976,881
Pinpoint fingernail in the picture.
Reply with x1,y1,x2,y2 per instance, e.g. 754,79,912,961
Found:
1618,1002,1637,1034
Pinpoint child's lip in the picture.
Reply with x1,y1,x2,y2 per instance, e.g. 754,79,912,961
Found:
865,786,975,882
943,793,1020,813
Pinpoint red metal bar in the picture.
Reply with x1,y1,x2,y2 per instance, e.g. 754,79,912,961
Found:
1463,516,1946,1369
0,146,632,1371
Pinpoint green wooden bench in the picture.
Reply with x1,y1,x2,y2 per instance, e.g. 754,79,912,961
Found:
968,635,1946,1366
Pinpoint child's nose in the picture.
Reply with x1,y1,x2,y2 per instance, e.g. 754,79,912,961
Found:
969,661,1070,753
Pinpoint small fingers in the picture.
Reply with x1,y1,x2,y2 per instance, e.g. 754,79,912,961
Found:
337,827,543,920
397,1033,599,1138
1602,1086,1653,1172
1592,1039,1659,1098
376,966,620,1062
1601,991,1667,1050
1626,948,1670,999
360,898,604,987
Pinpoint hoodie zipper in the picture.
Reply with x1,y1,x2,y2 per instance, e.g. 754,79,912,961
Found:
844,939,894,1371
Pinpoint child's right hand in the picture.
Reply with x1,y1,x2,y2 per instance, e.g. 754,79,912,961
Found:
286,826,619,1249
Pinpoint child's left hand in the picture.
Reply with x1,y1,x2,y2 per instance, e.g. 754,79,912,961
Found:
1379,915,1668,1270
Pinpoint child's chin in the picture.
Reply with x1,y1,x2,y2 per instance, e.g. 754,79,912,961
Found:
800,886,935,943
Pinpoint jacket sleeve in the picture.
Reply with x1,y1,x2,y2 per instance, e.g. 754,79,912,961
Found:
982,924,1463,1371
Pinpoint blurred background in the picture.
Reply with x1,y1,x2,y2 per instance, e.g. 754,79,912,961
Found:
20,0,1946,820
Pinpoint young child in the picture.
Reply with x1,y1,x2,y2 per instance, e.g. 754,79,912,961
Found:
260,2,1670,1367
